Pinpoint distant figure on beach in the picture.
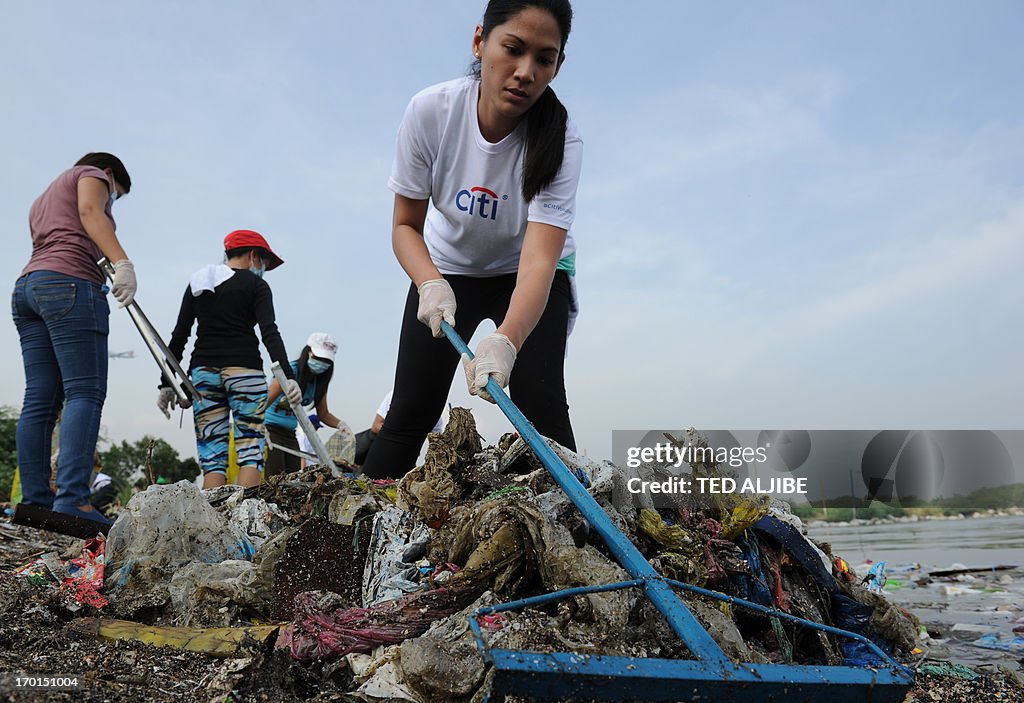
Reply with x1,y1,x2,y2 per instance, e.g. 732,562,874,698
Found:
13,153,137,526
157,229,301,488
361,0,582,479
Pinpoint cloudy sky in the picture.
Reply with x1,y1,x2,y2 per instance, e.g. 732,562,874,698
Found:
1,1,1021,465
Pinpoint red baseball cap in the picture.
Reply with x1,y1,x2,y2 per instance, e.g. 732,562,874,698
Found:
223,229,284,270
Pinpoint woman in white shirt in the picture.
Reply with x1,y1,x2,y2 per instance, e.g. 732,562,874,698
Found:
362,0,581,479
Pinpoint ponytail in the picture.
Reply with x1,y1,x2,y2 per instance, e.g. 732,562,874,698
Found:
522,86,568,202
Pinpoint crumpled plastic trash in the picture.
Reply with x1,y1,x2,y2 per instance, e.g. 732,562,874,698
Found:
397,408,481,527
226,497,289,551
326,421,357,465
971,633,1024,652
447,495,548,594
167,559,264,627
14,539,109,610
59,537,108,611
362,505,431,606
864,561,888,593
683,597,767,663
329,492,378,527
398,592,498,700
718,495,770,540
638,508,701,553
105,481,254,594
348,646,419,702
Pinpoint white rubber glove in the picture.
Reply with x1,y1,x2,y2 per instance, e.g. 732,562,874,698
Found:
157,387,178,420
462,332,517,403
416,279,456,338
110,259,137,308
284,379,303,407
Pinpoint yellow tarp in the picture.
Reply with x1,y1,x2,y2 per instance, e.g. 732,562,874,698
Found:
70,617,280,657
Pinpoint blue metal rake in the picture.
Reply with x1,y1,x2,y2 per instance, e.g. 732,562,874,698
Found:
443,322,913,702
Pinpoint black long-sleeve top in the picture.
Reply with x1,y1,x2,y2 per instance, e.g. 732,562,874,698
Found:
163,268,295,386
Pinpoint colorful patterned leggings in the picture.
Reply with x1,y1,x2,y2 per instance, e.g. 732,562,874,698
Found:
190,366,267,476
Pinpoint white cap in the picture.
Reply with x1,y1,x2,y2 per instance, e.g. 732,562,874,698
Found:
307,332,337,362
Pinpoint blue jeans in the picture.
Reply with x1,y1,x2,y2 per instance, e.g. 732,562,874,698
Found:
12,271,109,509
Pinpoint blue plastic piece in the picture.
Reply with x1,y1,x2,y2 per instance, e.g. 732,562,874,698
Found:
442,322,913,701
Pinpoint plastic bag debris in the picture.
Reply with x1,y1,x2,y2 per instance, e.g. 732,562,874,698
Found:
226,497,289,551
864,561,888,593
362,505,431,606
168,559,264,627
105,481,254,595
15,552,66,584
326,421,357,465
446,495,547,594
14,538,108,611
59,537,108,611
397,408,481,527
639,508,700,553
684,596,767,663
349,646,419,702
398,592,498,700
329,492,378,527
971,633,1024,652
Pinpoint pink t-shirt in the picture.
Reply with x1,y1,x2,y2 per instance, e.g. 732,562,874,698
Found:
21,165,117,285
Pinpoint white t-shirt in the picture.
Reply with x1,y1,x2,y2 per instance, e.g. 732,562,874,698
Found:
388,76,582,276
377,390,445,433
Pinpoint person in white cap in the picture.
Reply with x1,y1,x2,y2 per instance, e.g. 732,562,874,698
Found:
263,332,346,477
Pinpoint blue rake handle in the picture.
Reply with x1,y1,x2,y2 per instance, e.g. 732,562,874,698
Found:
440,321,731,664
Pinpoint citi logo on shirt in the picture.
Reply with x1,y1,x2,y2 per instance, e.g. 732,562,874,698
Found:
455,186,504,220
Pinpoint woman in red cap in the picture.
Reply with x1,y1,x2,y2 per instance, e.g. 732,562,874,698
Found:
157,229,302,488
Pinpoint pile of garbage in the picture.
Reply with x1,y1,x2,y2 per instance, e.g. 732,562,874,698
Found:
3,410,992,702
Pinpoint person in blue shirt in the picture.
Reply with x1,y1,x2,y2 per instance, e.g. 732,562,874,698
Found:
263,332,345,476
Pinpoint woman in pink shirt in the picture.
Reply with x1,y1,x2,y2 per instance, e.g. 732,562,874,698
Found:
12,152,137,526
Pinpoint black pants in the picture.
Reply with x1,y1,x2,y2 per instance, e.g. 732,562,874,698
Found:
361,271,576,479
354,428,376,466
265,423,301,478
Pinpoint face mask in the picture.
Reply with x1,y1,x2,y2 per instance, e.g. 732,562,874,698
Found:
249,254,265,278
307,358,331,375
107,171,120,203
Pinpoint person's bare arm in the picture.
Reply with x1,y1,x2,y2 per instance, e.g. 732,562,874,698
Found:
77,176,128,263
391,194,438,287
495,222,567,349
315,396,344,429
266,379,283,408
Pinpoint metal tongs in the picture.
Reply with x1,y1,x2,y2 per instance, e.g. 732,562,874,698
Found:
98,257,201,408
